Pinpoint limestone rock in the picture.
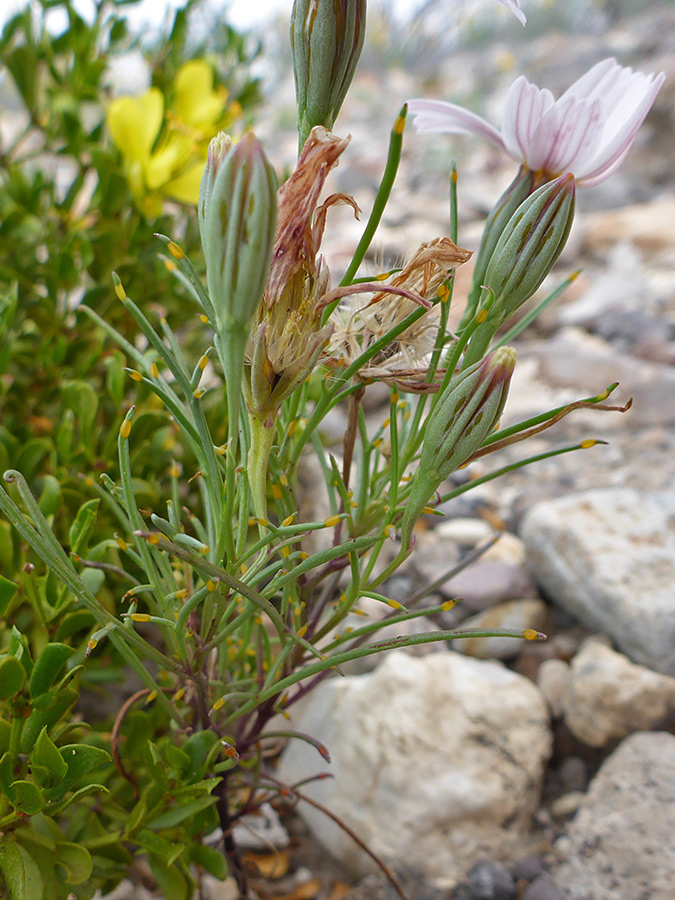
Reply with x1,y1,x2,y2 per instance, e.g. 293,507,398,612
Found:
562,637,675,746
521,488,675,675
554,732,675,900
278,651,551,883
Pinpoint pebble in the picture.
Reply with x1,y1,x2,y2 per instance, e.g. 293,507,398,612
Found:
562,637,675,746
536,658,571,719
511,855,546,883
466,859,517,900
521,874,566,900
278,651,551,883
521,489,675,676
444,560,537,612
435,517,495,546
554,732,675,900
549,790,585,820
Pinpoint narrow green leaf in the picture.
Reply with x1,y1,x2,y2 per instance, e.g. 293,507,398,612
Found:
0,575,18,617
191,843,228,880
147,795,218,830
32,727,68,780
148,855,190,900
136,830,185,867
42,744,111,801
29,643,74,698
68,498,100,555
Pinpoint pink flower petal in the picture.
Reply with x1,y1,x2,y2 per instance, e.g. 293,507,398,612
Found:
576,71,665,184
496,0,527,25
407,99,506,151
559,58,621,103
502,77,555,162
526,96,605,176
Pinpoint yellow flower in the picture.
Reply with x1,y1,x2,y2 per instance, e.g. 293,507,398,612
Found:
106,60,238,215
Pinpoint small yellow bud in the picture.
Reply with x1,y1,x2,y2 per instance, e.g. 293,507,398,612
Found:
174,687,186,701
150,362,159,378
441,600,456,612
240,564,248,575
299,551,309,560
324,514,341,527
206,580,217,592
114,279,127,301
199,314,210,324
120,419,132,439
272,484,283,500
130,613,151,622
168,241,185,259
580,439,598,449
297,625,308,638
128,369,143,382
387,599,402,610
116,536,128,551
198,351,210,371
282,514,296,527
193,388,206,399
394,113,406,135
213,697,225,711
147,533,160,545
281,545,290,558
145,691,157,704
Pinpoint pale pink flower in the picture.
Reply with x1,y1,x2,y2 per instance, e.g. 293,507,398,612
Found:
408,58,665,187
497,0,526,25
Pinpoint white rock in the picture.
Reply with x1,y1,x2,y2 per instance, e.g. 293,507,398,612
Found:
536,658,572,720
435,517,494,546
562,638,675,747
521,488,675,675
278,651,551,883
480,531,527,568
451,598,548,660
554,732,675,900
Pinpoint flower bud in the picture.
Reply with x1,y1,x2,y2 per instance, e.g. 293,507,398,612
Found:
463,174,575,367
485,173,575,315
199,131,278,333
401,347,516,547
464,165,536,323
291,0,366,147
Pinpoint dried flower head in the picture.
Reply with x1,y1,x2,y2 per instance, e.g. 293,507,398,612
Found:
246,126,358,421
326,238,471,390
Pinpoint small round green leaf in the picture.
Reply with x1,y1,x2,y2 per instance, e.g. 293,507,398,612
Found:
0,655,26,699
54,842,92,885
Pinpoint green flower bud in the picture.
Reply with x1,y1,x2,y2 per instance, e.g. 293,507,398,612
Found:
199,131,278,334
463,174,575,367
485,173,575,315
291,0,366,148
401,347,517,547
463,165,536,325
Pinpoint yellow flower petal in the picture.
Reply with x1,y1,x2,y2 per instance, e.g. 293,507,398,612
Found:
145,132,193,189
172,59,225,132
107,88,164,164
163,159,207,204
